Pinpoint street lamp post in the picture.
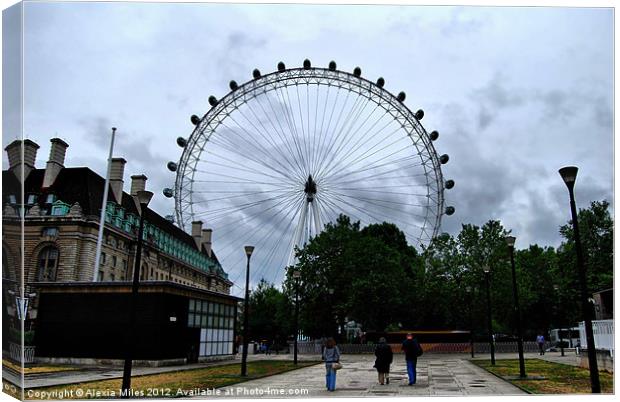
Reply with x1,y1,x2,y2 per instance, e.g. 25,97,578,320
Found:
466,286,475,358
121,190,153,397
483,265,495,365
559,166,600,393
241,245,254,377
292,269,301,365
506,235,526,378
553,284,565,357
328,288,334,339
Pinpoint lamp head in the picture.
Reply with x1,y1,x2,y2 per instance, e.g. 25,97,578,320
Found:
244,245,255,257
505,235,516,248
135,190,154,214
483,264,490,273
559,166,578,190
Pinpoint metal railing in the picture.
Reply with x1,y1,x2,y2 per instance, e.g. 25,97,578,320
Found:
294,341,551,354
579,320,614,356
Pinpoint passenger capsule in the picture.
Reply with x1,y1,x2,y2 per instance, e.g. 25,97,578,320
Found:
397,92,406,102
176,137,187,147
430,130,439,141
229,80,238,90
376,77,385,88
445,179,455,189
190,115,200,125
415,109,424,120
208,96,218,107
253,69,261,79
278,61,286,71
163,188,174,198
328,61,337,71
167,161,178,172
440,154,450,164
353,67,361,77
303,59,311,69
445,206,455,216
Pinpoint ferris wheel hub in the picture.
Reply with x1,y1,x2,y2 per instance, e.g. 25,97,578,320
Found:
304,174,317,202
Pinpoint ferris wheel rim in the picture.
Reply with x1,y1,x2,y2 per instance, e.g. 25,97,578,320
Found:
173,63,447,248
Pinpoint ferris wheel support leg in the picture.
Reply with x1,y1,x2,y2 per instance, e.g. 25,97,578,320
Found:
289,200,310,266
311,201,322,237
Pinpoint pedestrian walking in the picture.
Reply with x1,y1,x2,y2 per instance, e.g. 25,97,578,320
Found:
374,337,393,385
322,337,341,392
402,333,423,385
536,333,545,355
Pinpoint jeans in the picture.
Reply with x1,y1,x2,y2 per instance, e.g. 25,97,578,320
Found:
406,360,417,385
325,365,337,391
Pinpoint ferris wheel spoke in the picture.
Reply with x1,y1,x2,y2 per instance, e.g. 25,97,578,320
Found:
322,126,407,182
310,84,331,174
279,85,311,174
256,92,308,178
194,158,293,186
210,194,304,256
191,169,292,189
270,86,309,176
193,190,300,220
324,141,417,184
323,191,427,237
208,132,297,184
218,118,301,183
224,196,305,285
325,188,428,221
324,154,426,187
240,97,306,182
313,89,355,173
316,94,376,178
319,109,400,179
314,93,365,177
190,187,294,203
312,86,344,179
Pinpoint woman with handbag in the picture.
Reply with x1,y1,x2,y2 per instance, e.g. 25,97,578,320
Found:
322,337,341,391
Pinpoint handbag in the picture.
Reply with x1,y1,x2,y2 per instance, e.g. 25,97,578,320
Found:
332,362,343,370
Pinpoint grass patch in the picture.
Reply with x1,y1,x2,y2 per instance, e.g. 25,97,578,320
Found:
471,359,613,394
3,359,81,374
26,360,319,399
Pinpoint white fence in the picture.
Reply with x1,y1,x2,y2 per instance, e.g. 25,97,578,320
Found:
579,319,614,356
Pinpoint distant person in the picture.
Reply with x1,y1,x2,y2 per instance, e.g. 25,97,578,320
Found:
374,337,393,385
536,334,545,355
322,337,341,391
402,333,423,385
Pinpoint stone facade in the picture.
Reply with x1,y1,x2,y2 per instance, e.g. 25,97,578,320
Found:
2,138,232,326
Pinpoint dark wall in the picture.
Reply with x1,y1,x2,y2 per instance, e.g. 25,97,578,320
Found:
35,291,195,360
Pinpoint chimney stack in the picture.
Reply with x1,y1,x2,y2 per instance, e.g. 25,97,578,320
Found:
202,229,213,257
42,138,69,188
130,174,147,195
4,139,40,183
109,158,126,204
191,221,203,249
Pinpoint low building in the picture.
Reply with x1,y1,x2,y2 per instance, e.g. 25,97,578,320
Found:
2,138,240,364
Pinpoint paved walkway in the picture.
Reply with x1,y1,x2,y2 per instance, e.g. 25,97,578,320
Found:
10,351,579,394
217,354,525,397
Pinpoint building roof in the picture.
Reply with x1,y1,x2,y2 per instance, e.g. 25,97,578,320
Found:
2,167,221,265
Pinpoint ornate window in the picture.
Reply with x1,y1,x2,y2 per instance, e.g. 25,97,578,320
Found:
38,246,59,281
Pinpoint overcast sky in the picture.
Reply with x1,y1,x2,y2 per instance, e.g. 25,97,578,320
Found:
2,1,613,291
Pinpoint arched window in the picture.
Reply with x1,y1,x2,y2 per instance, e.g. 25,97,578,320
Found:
38,246,59,281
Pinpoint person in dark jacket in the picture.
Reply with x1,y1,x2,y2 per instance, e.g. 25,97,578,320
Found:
374,337,393,385
402,333,422,385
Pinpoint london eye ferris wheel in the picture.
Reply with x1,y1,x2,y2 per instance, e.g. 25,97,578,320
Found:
163,59,455,289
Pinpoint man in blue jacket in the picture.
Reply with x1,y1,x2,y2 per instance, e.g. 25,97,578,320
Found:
401,333,422,385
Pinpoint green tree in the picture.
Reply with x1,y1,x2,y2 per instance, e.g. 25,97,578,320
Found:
247,279,293,346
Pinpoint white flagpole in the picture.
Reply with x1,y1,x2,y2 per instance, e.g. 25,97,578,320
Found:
93,127,117,281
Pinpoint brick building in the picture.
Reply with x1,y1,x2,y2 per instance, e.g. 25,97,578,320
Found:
2,138,239,364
